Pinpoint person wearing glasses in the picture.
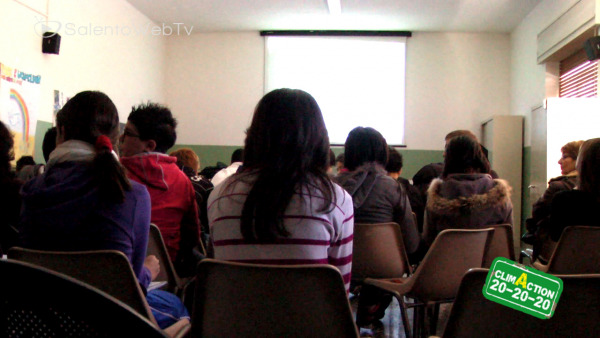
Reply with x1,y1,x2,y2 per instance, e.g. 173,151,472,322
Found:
120,103,201,278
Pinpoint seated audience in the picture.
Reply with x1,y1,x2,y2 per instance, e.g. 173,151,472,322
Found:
15,155,44,181
18,91,188,328
169,148,213,249
548,138,600,241
334,127,420,256
386,146,425,232
0,121,21,254
523,140,583,253
208,88,354,292
120,103,201,277
423,135,513,245
335,153,345,173
211,148,243,186
327,148,336,175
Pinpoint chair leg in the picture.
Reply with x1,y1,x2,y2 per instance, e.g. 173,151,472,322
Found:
397,296,412,338
413,304,425,338
428,303,440,336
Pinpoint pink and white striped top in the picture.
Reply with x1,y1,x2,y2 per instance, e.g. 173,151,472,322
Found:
207,176,354,291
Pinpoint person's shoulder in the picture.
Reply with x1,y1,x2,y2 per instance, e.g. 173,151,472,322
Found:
129,180,150,199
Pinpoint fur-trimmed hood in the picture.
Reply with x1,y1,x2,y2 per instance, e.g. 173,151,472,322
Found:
427,174,512,215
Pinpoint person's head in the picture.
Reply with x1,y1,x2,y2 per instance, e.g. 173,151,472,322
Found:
120,102,177,157
444,130,478,157
42,127,57,163
386,146,403,179
335,153,345,172
56,90,130,202
16,156,35,172
169,148,200,174
230,148,243,164
443,135,491,178
576,138,600,198
238,88,335,241
344,127,388,171
0,121,14,178
559,140,584,175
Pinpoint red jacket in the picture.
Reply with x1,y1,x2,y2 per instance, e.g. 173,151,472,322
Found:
121,153,200,265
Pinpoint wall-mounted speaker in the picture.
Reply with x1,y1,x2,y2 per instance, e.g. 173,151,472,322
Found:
583,36,600,61
42,32,61,54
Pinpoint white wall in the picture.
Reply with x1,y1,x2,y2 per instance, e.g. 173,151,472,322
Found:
510,0,582,146
164,32,264,146
405,32,511,150
0,0,167,125
166,31,511,149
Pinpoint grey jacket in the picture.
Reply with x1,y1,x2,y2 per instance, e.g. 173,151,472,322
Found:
334,162,420,254
424,174,513,245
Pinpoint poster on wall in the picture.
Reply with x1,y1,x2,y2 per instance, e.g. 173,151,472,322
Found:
53,89,69,124
0,62,41,160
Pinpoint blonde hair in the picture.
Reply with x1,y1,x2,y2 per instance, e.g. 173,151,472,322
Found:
169,148,200,173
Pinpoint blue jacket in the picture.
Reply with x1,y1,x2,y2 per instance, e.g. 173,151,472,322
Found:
19,159,152,288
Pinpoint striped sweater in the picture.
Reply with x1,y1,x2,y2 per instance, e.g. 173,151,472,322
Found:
207,176,354,291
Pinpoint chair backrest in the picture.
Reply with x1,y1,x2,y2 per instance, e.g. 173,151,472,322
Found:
442,268,600,337
7,247,155,322
192,259,359,338
545,226,600,274
482,224,515,268
409,228,494,301
147,223,181,293
0,259,167,337
352,222,412,281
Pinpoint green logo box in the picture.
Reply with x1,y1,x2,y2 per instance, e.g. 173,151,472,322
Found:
482,257,563,319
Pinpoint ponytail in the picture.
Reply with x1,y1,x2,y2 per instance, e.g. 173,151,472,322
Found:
93,135,131,203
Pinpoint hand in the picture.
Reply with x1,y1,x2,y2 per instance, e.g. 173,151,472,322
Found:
144,255,160,281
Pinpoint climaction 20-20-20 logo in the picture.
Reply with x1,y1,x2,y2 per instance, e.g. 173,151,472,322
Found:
483,257,563,319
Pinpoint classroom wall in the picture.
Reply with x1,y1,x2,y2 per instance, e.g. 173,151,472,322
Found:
0,0,168,162
164,31,511,176
509,0,588,226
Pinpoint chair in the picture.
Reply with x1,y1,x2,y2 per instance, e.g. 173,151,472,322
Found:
7,247,191,337
0,259,167,337
191,259,359,338
532,226,600,274
352,222,412,282
442,268,600,337
482,224,515,268
147,223,187,295
363,228,494,338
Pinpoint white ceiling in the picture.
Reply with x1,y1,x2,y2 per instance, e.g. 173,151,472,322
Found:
124,0,542,33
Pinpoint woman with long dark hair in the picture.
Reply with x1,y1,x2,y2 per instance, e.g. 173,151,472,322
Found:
423,135,513,245
19,91,189,329
207,88,354,291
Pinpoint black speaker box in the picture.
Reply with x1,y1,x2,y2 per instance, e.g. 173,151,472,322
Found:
42,32,61,54
583,36,600,61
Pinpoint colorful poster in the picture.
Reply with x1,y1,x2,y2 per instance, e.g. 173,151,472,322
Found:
0,62,42,160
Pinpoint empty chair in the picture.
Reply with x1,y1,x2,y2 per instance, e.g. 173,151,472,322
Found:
363,228,494,338
352,222,412,282
533,226,600,274
482,224,515,268
192,259,359,338
442,268,600,337
0,259,167,337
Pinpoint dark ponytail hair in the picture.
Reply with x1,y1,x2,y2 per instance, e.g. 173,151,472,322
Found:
235,88,336,241
56,91,131,203
442,135,491,178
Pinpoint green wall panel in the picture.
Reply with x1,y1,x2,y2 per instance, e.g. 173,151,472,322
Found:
33,120,53,164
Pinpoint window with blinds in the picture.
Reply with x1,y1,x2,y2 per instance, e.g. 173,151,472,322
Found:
559,49,598,98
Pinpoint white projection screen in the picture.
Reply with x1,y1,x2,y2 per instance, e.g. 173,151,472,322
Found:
264,35,407,145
